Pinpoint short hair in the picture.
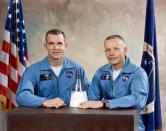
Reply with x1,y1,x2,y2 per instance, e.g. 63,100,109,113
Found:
45,28,66,42
104,35,125,43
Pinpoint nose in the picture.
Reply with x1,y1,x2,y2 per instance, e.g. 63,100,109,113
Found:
53,43,59,49
109,50,114,56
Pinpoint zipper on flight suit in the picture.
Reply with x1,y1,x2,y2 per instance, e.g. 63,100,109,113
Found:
54,67,65,97
111,69,123,96
54,70,62,96
110,72,114,94
50,67,62,97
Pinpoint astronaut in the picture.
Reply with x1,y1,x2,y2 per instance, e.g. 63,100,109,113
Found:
80,35,149,131
16,28,89,108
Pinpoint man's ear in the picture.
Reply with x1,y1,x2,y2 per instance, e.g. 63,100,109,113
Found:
124,47,128,54
65,42,69,49
44,42,46,48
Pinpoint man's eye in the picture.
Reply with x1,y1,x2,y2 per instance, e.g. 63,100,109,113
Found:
105,49,110,52
57,42,63,45
114,48,120,51
48,42,54,45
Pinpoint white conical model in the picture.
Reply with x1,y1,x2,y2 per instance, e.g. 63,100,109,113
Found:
70,69,88,107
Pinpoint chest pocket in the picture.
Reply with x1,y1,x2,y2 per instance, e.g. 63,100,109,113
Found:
38,70,56,97
100,73,112,96
100,73,111,85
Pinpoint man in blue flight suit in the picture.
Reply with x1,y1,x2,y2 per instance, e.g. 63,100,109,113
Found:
16,28,89,108
79,35,149,131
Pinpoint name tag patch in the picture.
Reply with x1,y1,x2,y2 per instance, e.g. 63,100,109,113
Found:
100,74,110,80
40,70,52,81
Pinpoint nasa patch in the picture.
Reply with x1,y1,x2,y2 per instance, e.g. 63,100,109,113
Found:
121,73,130,82
66,70,73,78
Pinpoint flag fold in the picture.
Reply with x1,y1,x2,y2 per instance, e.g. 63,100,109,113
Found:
0,0,29,111
141,0,162,130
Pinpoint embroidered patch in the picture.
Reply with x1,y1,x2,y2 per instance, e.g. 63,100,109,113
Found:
100,74,110,80
121,73,130,82
40,73,52,81
40,70,52,81
66,70,73,78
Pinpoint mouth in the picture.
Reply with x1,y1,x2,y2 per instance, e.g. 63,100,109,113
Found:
109,58,117,61
52,51,61,54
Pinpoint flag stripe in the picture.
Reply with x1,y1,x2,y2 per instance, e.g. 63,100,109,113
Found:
8,76,18,95
10,66,18,83
11,42,17,57
0,62,9,75
1,41,10,54
7,88,17,107
18,62,25,76
0,85,8,98
0,0,30,111
0,73,8,88
9,54,18,69
0,51,9,65
3,30,10,43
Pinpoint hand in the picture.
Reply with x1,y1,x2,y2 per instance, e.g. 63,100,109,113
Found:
79,101,103,109
42,97,66,108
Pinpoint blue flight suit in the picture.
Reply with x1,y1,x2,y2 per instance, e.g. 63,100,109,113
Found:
87,57,149,131
16,57,89,107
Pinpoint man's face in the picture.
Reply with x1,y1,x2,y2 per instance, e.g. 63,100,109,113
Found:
104,38,127,69
44,34,68,61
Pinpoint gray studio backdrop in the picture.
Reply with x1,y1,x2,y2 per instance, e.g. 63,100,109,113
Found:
0,0,166,131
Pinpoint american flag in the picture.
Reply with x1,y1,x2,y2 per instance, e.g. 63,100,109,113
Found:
141,0,162,130
0,0,29,111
